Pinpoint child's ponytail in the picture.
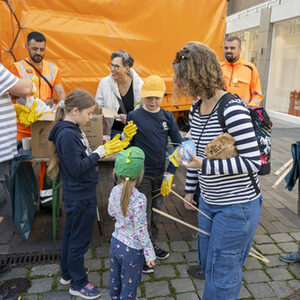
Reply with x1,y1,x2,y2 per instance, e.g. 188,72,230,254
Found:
121,178,132,217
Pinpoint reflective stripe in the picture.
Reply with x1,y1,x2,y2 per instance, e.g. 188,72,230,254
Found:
40,188,53,197
48,63,56,81
18,61,34,80
40,197,53,204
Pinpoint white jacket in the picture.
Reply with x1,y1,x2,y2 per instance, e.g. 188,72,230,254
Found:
95,68,143,129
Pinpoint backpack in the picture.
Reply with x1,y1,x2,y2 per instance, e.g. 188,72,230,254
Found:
191,92,273,176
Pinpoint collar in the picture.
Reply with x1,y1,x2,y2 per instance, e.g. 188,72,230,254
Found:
224,55,243,66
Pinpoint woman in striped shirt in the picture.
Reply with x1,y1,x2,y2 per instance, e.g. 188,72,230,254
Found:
172,42,263,300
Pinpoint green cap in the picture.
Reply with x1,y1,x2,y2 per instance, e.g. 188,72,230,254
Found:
115,146,145,180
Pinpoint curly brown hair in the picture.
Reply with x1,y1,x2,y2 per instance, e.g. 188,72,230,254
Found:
173,42,226,99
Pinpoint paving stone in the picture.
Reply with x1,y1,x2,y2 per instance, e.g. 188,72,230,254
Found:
268,280,294,298
243,270,270,283
102,271,110,287
56,277,69,291
0,267,27,281
157,241,170,252
266,267,293,280
88,271,101,288
42,291,71,300
256,244,281,254
289,280,300,292
154,264,176,278
193,278,205,293
21,296,38,300
171,278,195,293
184,251,198,263
244,256,262,270
28,277,53,293
289,264,300,279
84,248,92,259
176,292,199,300
170,241,189,252
239,285,251,298
95,244,110,258
84,259,102,271
246,283,277,298
0,244,10,254
264,255,288,267
278,242,299,252
163,252,184,263
271,233,294,243
141,272,151,282
176,264,189,277
104,257,110,269
188,239,198,251
31,264,60,276
144,281,170,298
290,232,300,241
154,298,174,300
254,234,274,244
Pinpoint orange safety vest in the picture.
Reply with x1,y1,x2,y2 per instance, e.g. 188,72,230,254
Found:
12,59,58,140
221,56,263,106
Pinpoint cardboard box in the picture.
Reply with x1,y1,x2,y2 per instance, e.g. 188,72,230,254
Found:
31,112,103,158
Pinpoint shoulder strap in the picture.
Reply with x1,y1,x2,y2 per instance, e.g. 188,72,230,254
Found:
190,99,201,119
24,59,54,102
217,92,237,132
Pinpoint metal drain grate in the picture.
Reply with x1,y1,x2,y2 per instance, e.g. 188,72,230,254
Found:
0,278,31,294
0,251,61,267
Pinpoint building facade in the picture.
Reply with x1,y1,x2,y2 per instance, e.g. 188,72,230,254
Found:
226,0,300,124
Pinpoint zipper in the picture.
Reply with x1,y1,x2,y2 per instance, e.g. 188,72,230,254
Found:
229,64,234,87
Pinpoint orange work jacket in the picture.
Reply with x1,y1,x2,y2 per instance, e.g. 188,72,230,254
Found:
221,56,263,106
10,59,58,140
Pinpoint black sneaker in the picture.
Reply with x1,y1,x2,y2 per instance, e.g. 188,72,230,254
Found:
142,263,154,274
154,246,169,260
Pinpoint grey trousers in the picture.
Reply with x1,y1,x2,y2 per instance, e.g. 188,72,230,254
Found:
0,161,11,217
137,174,164,246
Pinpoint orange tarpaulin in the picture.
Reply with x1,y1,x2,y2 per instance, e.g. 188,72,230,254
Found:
0,0,226,111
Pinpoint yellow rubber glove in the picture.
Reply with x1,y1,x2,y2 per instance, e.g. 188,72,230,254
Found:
169,148,179,167
27,100,44,124
120,138,130,150
14,104,30,118
18,111,31,127
123,121,137,141
160,173,174,196
104,134,123,157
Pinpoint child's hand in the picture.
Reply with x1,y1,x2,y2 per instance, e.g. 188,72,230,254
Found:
147,260,156,268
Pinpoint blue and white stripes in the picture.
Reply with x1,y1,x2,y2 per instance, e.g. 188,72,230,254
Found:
185,97,261,205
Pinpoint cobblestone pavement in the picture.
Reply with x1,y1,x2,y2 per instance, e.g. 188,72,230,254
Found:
1,117,300,299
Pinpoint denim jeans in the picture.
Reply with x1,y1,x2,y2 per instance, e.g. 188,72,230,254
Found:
137,174,164,246
60,196,97,289
109,237,144,300
197,195,262,300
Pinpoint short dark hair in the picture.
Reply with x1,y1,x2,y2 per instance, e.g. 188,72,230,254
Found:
27,32,46,43
111,50,134,68
226,36,241,47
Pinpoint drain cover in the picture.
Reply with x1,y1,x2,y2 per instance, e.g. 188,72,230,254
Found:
187,265,205,279
0,278,31,294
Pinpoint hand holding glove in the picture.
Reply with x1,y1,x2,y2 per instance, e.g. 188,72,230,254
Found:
122,121,137,141
160,172,174,196
93,134,126,158
169,148,179,167
14,104,30,118
27,100,44,124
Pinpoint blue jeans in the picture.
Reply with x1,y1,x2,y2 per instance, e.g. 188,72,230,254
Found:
109,237,144,300
60,196,97,289
197,195,262,300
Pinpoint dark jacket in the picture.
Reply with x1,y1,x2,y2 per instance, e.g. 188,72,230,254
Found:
48,120,99,200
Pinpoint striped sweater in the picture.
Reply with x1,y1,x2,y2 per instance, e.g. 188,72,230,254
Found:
0,64,19,163
185,95,261,205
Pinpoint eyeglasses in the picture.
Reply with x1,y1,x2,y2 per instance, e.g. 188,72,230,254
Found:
173,50,188,64
109,63,120,71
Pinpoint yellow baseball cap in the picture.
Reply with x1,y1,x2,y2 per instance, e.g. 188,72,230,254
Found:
141,75,166,98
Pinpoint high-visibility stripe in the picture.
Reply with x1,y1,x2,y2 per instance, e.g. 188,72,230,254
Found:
40,188,53,197
40,196,53,204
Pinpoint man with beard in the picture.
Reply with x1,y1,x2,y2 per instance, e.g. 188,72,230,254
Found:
9,31,66,141
9,32,65,204
221,36,263,106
